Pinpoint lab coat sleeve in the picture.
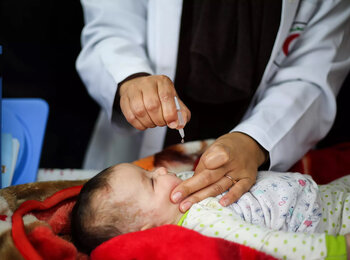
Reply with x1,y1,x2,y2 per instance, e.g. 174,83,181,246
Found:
76,0,154,133
233,0,350,171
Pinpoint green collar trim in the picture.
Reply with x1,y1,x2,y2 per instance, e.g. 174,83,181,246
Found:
177,211,189,226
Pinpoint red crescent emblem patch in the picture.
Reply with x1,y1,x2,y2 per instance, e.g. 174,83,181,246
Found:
283,33,300,56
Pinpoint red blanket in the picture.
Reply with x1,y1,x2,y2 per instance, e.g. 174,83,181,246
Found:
6,141,350,260
290,142,350,184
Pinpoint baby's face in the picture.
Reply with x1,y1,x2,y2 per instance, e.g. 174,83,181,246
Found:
107,163,183,230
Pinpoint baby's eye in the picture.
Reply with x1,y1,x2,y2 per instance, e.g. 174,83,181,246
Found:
151,177,154,189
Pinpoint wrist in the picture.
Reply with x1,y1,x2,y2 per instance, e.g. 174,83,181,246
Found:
257,143,270,170
232,132,269,168
112,72,150,122
118,72,150,96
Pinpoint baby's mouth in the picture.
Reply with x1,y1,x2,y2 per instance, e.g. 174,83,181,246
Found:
167,171,177,176
167,171,183,181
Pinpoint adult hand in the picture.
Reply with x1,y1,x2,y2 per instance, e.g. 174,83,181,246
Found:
171,132,267,212
119,75,191,130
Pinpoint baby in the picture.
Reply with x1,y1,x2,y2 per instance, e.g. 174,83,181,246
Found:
71,163,350,259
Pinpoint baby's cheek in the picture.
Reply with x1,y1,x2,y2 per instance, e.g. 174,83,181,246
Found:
171,177,183,188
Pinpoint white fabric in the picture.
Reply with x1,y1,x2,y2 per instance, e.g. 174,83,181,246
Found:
83,111,143,169
229,171,322,233
178,170,350,259
77,0,350,170
184,197,327,260
316,175,350,236
178,171,324,233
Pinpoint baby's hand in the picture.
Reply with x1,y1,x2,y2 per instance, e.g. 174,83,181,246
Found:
119,75,191,130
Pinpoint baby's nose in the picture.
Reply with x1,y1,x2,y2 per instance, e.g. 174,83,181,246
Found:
154,167,168,176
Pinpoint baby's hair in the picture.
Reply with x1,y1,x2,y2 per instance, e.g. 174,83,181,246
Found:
71,167,122,254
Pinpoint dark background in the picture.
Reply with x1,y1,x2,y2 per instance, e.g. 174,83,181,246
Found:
0,0,349,168
319,72,350,149
0,0,99,168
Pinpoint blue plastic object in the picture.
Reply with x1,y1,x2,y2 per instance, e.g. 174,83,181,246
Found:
2,98,49,185
0,45,2,187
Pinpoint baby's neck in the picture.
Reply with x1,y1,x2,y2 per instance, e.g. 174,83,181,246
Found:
172,211,185,226
159,203,185,226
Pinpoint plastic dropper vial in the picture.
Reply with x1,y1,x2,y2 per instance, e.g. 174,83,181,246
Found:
174,96,185,143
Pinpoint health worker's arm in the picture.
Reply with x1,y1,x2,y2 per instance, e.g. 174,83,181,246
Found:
77,1,190,132
233,0,350,171
171,1,350,211
76,0,152,133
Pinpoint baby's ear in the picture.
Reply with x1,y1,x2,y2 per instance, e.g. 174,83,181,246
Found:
140,223,156,231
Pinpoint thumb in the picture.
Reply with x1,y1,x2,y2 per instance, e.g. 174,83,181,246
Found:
203,145,229,170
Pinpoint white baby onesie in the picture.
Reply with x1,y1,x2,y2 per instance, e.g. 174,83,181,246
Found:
181,197,327,260
178,171,323,233
227,171,323,233
316,175,350,235
177,171,350,259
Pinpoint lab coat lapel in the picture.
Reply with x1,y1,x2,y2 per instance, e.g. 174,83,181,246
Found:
261,0,300,85
274,0,300,59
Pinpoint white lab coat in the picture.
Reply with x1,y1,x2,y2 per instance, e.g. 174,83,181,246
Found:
77,0,350,170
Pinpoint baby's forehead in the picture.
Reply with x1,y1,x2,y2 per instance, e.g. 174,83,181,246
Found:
106,164,129,181
111,163,142,173
108,164,134,181
106,164,145,195
109,163,146,180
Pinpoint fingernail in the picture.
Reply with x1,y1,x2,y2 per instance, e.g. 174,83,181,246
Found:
172,192,182,203
168,121,177,129
180,201,192,212
220,199,229,207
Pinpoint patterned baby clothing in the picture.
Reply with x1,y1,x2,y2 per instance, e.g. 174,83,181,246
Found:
177,171,348,259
